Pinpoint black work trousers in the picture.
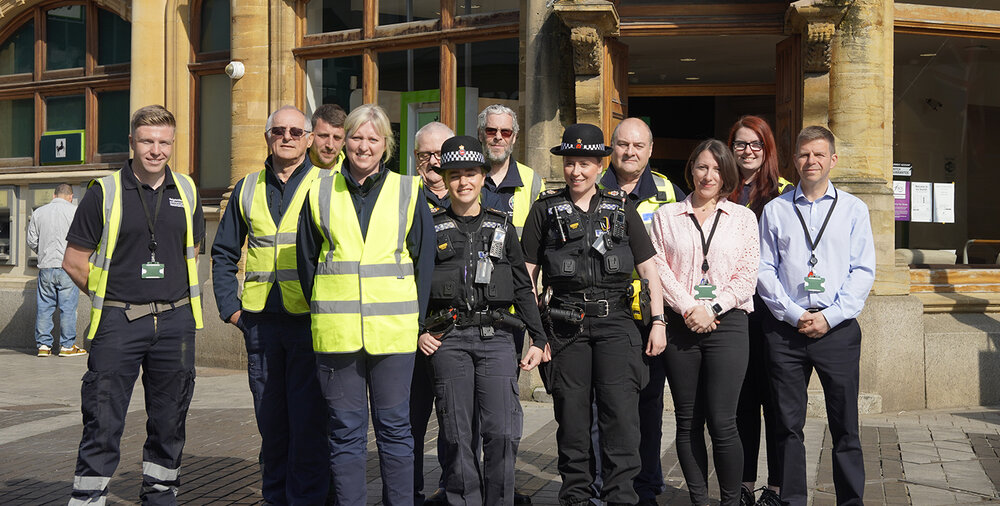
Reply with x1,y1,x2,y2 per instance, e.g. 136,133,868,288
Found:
736,294,782,487
663,309,748,506
548,314,646,505
70,305,196,506
410,350,445,504
764,313,864,506
429,326,522,506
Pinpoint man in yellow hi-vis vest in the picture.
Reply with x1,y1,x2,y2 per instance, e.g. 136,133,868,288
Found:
595,117,686,504
309,103,347,172
296,104,436,506
63,105,204,506
211,105,329,504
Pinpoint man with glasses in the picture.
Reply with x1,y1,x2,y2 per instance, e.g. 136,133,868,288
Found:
409,120,454,505
211,105,330,504
309,103,348,171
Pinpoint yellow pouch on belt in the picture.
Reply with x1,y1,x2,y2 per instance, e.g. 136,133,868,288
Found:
630,278,651,325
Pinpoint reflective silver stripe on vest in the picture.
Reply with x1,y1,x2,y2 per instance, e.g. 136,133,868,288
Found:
316,262,415,277
530,171,542,202
73,475,111,491
186,246,197,258
240,171,260,226
248,232,297,249
311,299,420,316
142,461,179,481
394,175,413,279
91,175,117,311
189,283,201,297
245,269,300,283
317,177,336,263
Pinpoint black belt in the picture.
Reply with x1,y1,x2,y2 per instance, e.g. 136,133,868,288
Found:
104,297,190,322
552,291,629,318
455,310,497,328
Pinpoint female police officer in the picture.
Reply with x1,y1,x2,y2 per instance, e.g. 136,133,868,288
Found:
520,123,666,506
419,135,546,506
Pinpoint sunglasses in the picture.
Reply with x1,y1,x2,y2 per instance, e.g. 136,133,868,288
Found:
484,127,514,139
269,126,310,139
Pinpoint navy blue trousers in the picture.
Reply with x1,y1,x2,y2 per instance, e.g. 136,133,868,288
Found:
239,312,329,505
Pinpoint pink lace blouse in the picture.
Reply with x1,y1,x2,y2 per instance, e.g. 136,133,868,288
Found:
649,197,760,316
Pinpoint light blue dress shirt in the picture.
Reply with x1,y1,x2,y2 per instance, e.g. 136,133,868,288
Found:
757,182,875,329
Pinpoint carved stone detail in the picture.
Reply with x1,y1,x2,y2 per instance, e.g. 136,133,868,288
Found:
787,0,848,74
569,26,602,76
805,21,835,73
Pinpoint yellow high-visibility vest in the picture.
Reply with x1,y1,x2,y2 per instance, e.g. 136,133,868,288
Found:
745,177,794,209
307,170,421,354
237,166,324,313
511,162,543,237
600,169,678,233
86,170,203,339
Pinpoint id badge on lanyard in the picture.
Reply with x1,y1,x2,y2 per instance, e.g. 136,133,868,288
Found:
689,210,722,300
793,187,838,295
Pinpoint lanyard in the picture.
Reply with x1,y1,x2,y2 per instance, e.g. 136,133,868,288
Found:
136,180,166,260
792,186,838,273
688,209,722,275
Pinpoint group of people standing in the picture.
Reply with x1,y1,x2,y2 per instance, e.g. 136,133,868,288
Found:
60,100,874,506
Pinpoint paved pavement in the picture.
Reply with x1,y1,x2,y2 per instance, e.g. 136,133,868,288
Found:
1,348,999,505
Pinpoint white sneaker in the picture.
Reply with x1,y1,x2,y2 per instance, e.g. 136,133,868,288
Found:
37,345,51,357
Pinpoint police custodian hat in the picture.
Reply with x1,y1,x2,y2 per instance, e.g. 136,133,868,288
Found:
549,123,613,157
434,135,488,173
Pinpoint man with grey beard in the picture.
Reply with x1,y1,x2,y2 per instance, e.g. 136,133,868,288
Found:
477,104,543,237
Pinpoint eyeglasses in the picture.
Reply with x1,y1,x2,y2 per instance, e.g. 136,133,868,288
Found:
416,151,442,163
733,140,764,152
484,127,514,139
268,126,310,139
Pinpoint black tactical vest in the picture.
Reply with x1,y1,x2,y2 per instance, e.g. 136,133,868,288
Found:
429,207,515,311
538,187,634,294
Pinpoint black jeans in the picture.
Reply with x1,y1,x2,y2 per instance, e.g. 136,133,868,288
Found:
664,309,748,506
736,293,782,487
548,314,646,505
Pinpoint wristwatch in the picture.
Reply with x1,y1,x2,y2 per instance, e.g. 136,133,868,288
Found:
711,303,723,317
650,314,666,324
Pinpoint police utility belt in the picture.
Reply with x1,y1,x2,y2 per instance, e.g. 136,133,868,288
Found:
103,297,191,322
551,290,630,319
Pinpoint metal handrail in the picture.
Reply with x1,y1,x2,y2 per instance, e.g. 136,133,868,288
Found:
962,239,1000,264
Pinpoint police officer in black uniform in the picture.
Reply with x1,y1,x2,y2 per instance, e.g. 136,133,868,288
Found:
419,135,546,506
520,123,666,506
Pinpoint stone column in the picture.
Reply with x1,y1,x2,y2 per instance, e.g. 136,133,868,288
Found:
553,0,618,129
130,1,167,115
270,1,298,111
521,0,569,181
230,0,270,187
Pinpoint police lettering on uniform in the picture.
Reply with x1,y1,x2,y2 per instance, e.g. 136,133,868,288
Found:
296,104,436,506
417,135,547,505
210,105,330,504
595,117,686,504
63,105,204,506
520,123,667,506
407,120,454,505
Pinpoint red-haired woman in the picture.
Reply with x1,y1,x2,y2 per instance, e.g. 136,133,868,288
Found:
726,115,792,506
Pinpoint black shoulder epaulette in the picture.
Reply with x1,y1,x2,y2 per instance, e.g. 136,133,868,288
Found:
538,188,564,200
599,187,626,200
484,207,507,218
430,205,448,217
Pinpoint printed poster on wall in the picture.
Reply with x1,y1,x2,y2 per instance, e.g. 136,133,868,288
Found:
933,183,955,224
893,181,910,221
910,182,932,223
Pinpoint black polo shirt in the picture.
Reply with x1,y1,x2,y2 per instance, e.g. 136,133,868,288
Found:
67,162,205,304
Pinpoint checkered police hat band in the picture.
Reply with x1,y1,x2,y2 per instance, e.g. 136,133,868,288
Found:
441,149,485,165
561,142,605,152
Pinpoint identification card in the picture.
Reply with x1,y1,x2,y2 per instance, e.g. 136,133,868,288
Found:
141,262,165,279
694,283,717,300
475,257,493,284
804,274,826,293
592,230,608,255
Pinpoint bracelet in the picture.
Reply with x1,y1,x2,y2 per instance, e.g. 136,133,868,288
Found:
652,320,666,327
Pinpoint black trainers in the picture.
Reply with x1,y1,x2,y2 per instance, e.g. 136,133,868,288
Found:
755,488,782,506
740,485,755,506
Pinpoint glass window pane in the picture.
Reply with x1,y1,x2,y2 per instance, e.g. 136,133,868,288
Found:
98,90,129,153
457,0,518,15
379,0,438,26
306,0,362,34
46,95,84,132
0,188,14,265
198,73,232,189
894,33,1000,261
200,0,230,53
379,47,440,92
0,99,34,158
457,38,518,100
379,48,438,174
304,55,362,116
46,6,85,70
97,9,130,65
0,20,34,75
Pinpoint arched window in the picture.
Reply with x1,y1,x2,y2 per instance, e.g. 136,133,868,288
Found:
190,0,232,200
0,1,130,165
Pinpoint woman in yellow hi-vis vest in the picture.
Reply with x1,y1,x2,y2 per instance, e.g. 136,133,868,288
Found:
296,104,436,506
726,115,794,506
